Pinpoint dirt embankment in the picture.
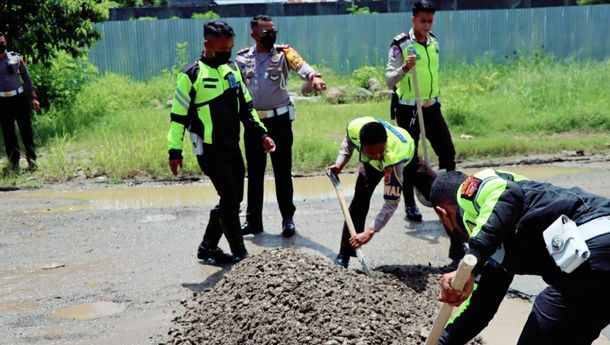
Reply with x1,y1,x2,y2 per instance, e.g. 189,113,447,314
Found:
163,248,484,345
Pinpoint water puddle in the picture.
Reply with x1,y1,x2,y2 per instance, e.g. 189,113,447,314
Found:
0,165,596,214
0,300,39,313
51,301,126,320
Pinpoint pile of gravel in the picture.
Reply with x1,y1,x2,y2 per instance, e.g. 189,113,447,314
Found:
163,248,484,345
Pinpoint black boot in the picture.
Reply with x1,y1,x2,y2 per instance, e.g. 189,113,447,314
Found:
221,219,249,262
334,254,350,268
405,202,423,222
197,241,235,264
281,218,296,237
241,219,263,235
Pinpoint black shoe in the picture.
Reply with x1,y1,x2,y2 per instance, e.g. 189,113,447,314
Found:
281,218,296,237
197,243,235,264
233,252,249,263
26,161,38,173
241,220,263,235
405,203,423,222
334,254,350,268
2,164,20,177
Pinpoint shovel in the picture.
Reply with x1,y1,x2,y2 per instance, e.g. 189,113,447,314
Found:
326,169,374,277
424,254,478,345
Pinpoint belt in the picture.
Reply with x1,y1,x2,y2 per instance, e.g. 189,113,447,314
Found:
256,105,289,119
398,97,439,108
0,86,24,98
579,216,610,241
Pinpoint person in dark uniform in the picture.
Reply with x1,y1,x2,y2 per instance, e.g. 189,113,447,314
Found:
328,117,436,268
0,33,40,174
431,169,610,345
235,15,326,238
167,21,275,264
386,0,456,223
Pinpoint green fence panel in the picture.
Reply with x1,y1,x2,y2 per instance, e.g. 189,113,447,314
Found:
88,5,610,80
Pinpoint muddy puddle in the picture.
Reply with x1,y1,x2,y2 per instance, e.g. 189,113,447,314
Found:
0,165,596,214
51,301,126,320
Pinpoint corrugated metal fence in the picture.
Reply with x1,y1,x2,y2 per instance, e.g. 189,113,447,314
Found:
88,4,610,80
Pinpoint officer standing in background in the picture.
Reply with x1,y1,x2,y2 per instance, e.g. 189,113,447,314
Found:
235,15,326,238
386,0,456,223
0,32,40,174
167,21,275,264
327,117,436,268
431,170,610,344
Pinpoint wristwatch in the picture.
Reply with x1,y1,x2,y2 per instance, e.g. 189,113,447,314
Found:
311,73,322,80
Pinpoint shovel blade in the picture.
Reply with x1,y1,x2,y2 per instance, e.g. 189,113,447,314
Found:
355,249,374,277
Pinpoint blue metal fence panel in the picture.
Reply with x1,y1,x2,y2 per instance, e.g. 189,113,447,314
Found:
88,5,610,80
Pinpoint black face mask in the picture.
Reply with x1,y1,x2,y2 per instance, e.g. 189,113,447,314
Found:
260,33,276,50
0,44,6,53
208,50,231,66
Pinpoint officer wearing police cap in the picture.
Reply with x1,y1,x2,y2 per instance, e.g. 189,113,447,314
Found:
235,15,326,238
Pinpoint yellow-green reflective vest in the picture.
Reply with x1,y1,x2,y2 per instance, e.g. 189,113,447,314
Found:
457,169,528,237
167,60,264,151
395,32,440,101
346,116,415,171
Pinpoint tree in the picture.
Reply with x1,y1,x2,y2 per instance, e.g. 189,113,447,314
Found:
0,0,109,65
577,0,610,3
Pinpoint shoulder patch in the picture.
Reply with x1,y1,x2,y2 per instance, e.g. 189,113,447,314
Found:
391,32,408,46
460,176,482,200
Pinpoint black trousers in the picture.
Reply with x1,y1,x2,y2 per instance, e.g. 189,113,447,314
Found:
338,160,436,257
243,114,295,223
517,268,610,345
395,102,455,205
197,145,246,255
0,93,36,167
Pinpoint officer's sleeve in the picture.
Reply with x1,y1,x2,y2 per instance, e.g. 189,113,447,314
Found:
167,72,192,159
467,181,524,274
386,44,407,88
18,57,36,97
237,70,268,140
439,261,514,345
334,136,355,169
370,163,403,232
282,46,317,80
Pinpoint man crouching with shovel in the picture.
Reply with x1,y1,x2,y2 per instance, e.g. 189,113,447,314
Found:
327,116,436,268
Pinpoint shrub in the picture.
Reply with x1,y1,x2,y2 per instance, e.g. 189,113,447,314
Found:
351,65,383,88
191,11,221,19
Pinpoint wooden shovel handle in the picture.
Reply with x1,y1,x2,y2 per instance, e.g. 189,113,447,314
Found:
425,254,478,345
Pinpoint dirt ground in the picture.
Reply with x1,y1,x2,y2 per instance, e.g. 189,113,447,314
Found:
2,152,610,345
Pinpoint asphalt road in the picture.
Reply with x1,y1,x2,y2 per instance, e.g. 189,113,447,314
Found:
2,157,610,344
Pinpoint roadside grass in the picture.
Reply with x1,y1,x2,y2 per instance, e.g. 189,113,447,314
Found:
1,57,609,186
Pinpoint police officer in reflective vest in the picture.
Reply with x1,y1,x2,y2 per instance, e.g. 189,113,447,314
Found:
235,15,326,238
328,117,436,268
386,0,456,223
167,21,275,264
0,32,40,174
431,170,610,344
